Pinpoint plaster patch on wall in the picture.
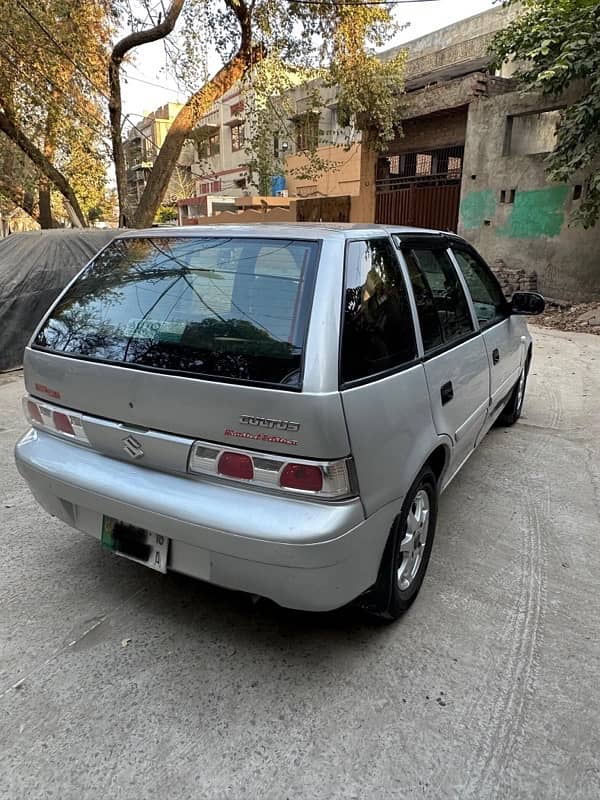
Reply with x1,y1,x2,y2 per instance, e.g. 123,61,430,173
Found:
498,185,569,239
459,189,496,230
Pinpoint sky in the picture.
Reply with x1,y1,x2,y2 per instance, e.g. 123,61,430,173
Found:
121,0,497,120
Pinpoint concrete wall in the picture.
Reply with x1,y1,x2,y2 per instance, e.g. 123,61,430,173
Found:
382,5,514,64
397,72,488,122
190,205,297,225
381,5,520,84
458,90,600,302
285,144,361,197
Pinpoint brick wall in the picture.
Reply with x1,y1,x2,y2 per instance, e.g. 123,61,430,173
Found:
490,259,538,299
387,109,468,155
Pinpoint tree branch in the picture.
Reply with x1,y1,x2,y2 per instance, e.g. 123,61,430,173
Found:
111,0,185,62
0,176,37,221
0,106,87,227
109,0,185,224
132,46,263,229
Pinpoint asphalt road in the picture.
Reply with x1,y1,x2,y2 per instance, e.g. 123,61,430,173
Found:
1,326,599,800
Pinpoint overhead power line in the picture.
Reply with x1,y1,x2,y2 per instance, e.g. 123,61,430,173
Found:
125,74,182,94
14,0,111,102
284,0,438,5
0,37,109,134
0,54,110,145
12,1,169,154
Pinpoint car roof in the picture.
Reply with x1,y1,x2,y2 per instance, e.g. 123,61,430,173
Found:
116,223,456,241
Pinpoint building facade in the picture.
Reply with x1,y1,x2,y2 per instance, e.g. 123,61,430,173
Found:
374,5,600,302
178,77,361,223
176,87,250,224
124,103,195,217
176,6,598,300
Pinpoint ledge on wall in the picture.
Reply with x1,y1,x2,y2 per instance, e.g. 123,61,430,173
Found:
234,196,291,209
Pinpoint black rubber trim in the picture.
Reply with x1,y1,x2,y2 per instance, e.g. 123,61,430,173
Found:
340,356,422,391
29,347,304,392
391,233,450,250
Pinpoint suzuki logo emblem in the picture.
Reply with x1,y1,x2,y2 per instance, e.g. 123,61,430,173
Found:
122,434,144,459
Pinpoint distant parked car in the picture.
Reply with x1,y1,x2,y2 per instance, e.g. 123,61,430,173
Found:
15,224,544,618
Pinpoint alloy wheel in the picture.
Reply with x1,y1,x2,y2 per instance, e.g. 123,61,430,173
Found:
397,488,430,592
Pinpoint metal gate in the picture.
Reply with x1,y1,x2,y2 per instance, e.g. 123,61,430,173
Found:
375,146,463,232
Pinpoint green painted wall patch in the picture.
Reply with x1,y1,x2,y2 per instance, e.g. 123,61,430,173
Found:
498,185,569,239
460,189,496,230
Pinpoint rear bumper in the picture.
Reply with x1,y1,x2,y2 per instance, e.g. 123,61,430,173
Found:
15,429,397,611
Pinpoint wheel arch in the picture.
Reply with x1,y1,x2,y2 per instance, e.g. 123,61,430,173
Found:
423,439,452,487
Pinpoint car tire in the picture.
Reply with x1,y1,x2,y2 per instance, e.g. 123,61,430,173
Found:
363,466,438,621
498,353,531,427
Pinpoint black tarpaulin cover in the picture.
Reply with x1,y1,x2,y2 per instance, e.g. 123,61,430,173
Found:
0,229,120,371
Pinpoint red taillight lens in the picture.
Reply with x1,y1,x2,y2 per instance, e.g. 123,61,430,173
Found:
27,400,44,425
52,411,75,436
218,451,254,480
280,463,323,492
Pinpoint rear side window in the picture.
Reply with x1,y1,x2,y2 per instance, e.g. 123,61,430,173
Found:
34,237,319,388
451,246,507,327
404,247,474,352
341,238,417,383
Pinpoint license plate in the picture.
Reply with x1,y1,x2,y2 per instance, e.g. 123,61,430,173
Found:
101,517,169,574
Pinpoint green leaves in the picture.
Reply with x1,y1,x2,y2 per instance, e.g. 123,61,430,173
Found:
491,0,600,227
0,0,113,223
173,0,405,193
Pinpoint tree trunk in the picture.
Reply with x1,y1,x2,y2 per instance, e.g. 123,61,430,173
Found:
108,0,185,226
0,178,38,222
0,108,87,227
38,184,53,228
354,128,378,223
39,101,59,228
0,138,37,220
132,53,255,229
108,58,129,226
64,201,84,228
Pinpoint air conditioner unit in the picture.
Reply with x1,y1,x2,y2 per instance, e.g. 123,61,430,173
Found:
276,189,289,197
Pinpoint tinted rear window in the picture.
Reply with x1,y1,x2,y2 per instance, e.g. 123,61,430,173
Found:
34,236,319,388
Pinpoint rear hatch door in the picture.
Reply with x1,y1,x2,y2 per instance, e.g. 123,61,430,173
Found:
26,232,350,464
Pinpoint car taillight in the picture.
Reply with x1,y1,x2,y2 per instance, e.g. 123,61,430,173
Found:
280,463,323,492
218,452,254,480
27,400,43,425
22,396,89,444
53,411,75,435
189,440,356,499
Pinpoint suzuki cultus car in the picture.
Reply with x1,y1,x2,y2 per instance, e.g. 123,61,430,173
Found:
15,225,544,618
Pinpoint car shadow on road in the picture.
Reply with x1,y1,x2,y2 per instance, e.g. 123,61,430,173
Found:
83,541,396,665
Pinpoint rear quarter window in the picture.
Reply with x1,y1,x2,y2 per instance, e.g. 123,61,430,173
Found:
341,238,417,384
404,247,474,351
451,246,508,327
34,236,319,389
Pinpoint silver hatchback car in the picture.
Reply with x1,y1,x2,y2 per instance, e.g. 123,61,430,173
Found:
15,224,544,618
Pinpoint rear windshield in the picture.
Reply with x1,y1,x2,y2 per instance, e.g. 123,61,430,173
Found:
34,236,319,388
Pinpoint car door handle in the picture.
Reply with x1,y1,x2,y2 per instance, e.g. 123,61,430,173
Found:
441,381,454,405
492,348,500,365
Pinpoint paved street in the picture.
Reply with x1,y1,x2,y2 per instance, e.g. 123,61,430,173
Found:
1,326,599,800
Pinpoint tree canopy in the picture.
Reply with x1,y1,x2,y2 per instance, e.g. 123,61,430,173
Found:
116,0,407,226
491,0,600,227
0,0,114,226
1,0,407,228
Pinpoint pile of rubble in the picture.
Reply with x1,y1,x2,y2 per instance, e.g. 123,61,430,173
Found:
488,261,599,336
533,300,600,335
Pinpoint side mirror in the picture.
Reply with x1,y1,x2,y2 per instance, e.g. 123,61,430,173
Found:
510,291,545,316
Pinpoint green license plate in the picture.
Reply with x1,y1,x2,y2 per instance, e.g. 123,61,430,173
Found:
101,517,169,574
